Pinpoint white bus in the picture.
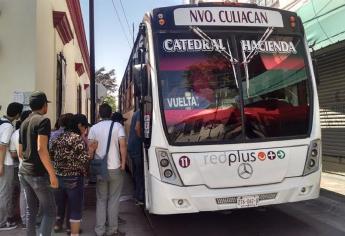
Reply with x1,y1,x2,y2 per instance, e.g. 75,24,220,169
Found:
119,2,321,214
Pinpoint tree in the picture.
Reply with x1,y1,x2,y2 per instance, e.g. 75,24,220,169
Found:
95,67,117,93
95,67,118,110
103,95,117,111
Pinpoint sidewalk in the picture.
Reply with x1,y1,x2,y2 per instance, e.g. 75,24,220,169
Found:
5,173,153,236
321,172,345,196
321,156,345,196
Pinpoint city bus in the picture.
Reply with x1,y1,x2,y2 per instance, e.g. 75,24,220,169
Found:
119,1,321,214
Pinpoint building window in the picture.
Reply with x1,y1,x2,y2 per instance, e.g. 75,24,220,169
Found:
56,53,66,119
77,85,82,114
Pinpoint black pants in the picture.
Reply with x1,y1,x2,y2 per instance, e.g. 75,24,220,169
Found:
132,157,144,202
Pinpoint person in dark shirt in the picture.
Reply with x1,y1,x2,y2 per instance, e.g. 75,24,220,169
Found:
127,109,144,205
19,91,58,236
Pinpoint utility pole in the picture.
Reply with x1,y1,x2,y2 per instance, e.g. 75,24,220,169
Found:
89,0,96,124
132,22,135,47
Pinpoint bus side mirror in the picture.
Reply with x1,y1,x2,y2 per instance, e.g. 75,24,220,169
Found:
132,64,148,97
312,59,320,86
141,65,148,96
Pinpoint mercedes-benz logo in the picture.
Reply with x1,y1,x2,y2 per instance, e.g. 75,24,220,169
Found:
237,163,253,179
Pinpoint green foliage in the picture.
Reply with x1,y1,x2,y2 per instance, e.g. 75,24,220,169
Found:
103,95,117,111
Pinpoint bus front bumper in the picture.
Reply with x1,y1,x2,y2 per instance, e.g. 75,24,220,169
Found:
148,170,321,215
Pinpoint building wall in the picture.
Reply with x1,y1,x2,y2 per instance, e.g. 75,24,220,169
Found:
0,0,37,115
36,0,56,120
0,0,90,125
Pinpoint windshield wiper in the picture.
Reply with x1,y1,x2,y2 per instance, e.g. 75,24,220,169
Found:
190,26,241,140
242,27,274,98
190,26,238,63
190,26,239,88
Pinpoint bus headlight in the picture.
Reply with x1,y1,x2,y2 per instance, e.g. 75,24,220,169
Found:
156,148,183,186
311,149,318,157
160,158,169,167
303,139,321,176
164,169,173,178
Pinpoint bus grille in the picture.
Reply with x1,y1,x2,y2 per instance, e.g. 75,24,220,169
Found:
216,197,237,205
216,193,277,205
259,193,277,201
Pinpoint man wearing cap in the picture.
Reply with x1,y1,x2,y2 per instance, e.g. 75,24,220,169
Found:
19,91,58,236
0,102,23,231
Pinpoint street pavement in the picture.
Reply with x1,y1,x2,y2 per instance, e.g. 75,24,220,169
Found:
3,171,345,236
5,174,153,236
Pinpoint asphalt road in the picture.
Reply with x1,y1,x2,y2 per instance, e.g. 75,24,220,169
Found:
146,189,345,236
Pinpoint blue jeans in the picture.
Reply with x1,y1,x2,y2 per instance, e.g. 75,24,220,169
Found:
19,174,56,236
55,176,84,222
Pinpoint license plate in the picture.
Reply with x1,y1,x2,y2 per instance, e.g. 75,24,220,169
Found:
237,195,259,208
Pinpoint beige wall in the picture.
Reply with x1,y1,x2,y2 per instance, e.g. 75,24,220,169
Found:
0,0,90,125
0,0,37,115
36,0,56,120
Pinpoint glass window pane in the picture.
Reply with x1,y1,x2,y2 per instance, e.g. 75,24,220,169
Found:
158,33,242,144
238,34,310,138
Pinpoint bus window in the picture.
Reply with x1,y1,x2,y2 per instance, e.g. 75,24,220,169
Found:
157,33,242,144
238,34,311,139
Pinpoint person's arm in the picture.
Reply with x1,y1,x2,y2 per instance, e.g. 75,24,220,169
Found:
74,135,92,163
0,125,13,176
37,135,58,188
87,140,98,159
0,145,6,176
9,133,18,159
18,144,23,160
87,126,98,159
119,137,127,170
135,120,141,138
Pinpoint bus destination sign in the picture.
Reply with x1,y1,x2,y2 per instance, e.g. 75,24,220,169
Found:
174,7,284,27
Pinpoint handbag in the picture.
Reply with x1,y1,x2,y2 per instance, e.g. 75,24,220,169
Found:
90,121,115,178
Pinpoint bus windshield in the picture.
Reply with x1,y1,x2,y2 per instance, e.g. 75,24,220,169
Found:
157,30,311,145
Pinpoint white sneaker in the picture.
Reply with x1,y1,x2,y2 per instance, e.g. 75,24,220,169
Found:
0,221,17,231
